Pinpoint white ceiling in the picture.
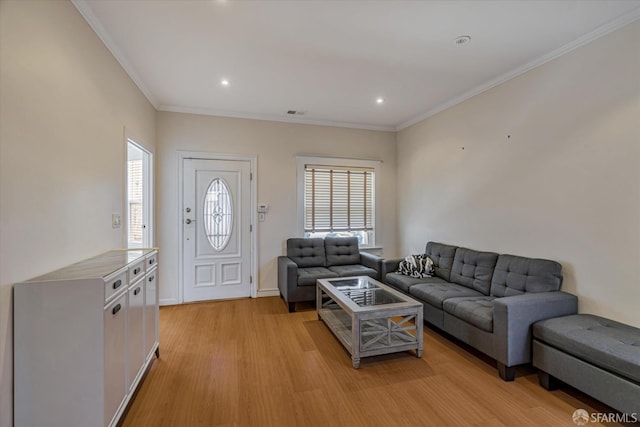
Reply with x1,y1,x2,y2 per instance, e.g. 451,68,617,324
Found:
73,0,640,131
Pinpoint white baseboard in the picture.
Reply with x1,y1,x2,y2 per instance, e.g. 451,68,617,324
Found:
257,289,280,297
159,298,180,306
161,292,278,305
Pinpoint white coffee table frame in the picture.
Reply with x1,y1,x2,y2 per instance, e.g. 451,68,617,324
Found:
316,276,424,368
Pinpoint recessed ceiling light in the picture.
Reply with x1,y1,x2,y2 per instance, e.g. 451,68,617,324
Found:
376,97,384,105
221,79,230,86
455,35,471,45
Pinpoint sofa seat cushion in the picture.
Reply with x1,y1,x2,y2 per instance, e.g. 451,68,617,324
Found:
533,314,640,384
410,283,485,309
297,267,338,286
443,296,496,332
328,264,377,278
385,273,446,293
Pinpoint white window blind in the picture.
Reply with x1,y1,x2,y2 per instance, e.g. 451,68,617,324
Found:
304,165,374,232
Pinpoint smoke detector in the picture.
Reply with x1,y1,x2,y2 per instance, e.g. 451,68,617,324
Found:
455,35,471,45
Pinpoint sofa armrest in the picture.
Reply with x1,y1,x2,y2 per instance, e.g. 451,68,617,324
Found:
360,252,382,279
381,258,403,281
493,291,578,367
277,256,298,299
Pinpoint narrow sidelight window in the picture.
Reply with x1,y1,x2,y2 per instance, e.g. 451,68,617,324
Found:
127,139,152,248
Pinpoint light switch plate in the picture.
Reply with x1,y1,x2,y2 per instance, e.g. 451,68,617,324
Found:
112,213,121,228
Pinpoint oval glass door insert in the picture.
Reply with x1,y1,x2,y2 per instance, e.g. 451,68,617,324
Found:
204,178,233,251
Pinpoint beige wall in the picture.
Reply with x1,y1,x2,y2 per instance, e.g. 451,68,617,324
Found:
396,21,640,327
156,112,397,304
0,2,156,426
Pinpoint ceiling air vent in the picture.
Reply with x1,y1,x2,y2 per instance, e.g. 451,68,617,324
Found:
286,110,305,116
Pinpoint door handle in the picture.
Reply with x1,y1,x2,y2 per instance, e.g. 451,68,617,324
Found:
112,304,122,316
185,219,195,224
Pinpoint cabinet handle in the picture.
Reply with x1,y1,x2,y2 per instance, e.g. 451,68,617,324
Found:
133,267,141,275
112,304,122,315
149,259,155,265
134,287,141,296
149,275,155,282
112,279,122,290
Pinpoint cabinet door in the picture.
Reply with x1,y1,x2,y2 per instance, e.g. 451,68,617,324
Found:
104,293,127,427
128,280,145,390
144,269,158,358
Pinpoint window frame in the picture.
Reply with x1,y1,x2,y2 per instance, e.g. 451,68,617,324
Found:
296,155,380,248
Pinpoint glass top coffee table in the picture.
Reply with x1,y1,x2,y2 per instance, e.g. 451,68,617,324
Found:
316,276,423,368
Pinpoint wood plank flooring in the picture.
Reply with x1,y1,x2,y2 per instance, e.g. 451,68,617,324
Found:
122,297,625,427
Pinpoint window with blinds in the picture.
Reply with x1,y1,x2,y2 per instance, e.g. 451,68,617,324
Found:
304,164,374,244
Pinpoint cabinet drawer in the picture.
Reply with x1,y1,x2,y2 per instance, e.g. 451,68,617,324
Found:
146,252,158,269
105,270,127,303
128,260,145,284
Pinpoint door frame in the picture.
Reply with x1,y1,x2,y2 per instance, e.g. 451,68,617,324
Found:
123,127,154,249
177,151,258,302
126,138,153,248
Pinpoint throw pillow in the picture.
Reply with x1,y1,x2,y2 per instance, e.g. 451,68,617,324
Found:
397,254,434,278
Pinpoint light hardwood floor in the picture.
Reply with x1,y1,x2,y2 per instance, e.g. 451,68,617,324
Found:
122,297,624,427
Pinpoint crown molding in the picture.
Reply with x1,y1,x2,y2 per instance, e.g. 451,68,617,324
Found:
158,105,397,132
72,0,639,133
72,0,159,109
396,7,640,131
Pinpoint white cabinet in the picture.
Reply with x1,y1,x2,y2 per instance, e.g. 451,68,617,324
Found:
13,249,159,427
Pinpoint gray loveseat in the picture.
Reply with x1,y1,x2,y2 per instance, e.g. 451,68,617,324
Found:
278,237,382,312
381,241,578,381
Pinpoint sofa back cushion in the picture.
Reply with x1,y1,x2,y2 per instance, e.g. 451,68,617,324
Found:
490,254,563,297
425,242,458,281
287,238,326,268
325,237,360,266
450,247,499,295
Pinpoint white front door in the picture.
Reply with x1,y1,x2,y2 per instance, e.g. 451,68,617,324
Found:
183,158,252,302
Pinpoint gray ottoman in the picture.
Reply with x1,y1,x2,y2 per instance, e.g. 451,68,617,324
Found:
532,314,640,415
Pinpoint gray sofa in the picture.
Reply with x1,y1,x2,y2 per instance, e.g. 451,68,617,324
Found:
381,241,578,381
278,237,381,312
533,314,640,415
